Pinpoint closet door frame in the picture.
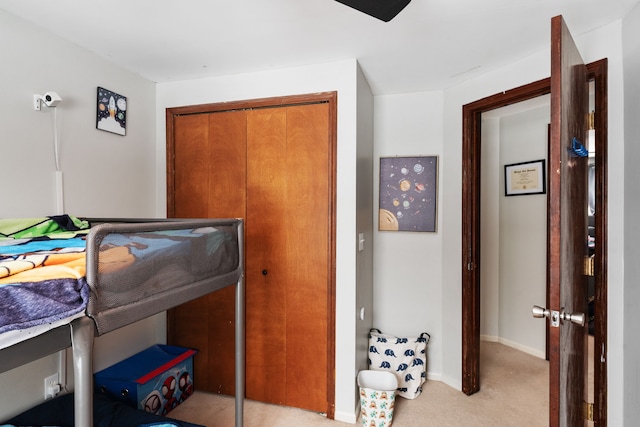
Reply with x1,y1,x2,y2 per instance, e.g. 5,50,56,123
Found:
165,91,338,418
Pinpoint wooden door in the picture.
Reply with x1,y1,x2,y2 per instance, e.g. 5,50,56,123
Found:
169,110,247,396
245,104,330,411
166,94,336,416
548,15,589,426
461,16,604,426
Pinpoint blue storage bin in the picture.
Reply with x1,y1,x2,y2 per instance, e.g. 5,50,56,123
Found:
94,344,197,415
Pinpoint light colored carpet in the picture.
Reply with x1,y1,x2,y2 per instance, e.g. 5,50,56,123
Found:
169,341,548,426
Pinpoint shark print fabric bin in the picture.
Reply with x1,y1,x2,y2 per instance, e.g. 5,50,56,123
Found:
368,328,430,399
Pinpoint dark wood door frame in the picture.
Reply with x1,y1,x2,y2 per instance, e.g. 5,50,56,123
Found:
461,60,608,425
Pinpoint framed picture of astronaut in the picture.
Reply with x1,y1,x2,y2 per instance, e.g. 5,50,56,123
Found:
96,87,127,136
379,155,438,232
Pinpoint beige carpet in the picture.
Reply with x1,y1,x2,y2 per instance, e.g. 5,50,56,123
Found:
169,341,548,426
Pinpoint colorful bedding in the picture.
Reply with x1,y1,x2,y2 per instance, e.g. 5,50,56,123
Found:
0,216,90,335
0,215,239,337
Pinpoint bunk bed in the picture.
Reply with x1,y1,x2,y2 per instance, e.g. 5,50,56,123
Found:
0,217,245,427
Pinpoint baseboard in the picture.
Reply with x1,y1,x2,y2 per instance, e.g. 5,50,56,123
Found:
481,335,545,359
426,371,442,381
334,406,358,424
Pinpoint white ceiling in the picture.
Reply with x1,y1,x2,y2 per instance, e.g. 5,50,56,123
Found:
1,0,638,95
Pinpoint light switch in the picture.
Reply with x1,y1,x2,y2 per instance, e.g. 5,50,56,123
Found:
358,233,365,251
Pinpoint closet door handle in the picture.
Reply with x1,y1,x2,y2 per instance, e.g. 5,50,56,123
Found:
262,269,268,276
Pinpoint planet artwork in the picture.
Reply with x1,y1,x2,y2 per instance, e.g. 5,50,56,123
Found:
96,87,127,136
379,156,437,232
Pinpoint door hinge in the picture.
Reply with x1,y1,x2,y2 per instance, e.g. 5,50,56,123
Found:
588,110,595,130
584,255,594,277
583,401,595,422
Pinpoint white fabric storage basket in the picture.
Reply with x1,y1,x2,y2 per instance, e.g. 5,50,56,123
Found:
368,328,430,399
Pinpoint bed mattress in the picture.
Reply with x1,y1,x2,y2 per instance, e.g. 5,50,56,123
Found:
1,215,240,347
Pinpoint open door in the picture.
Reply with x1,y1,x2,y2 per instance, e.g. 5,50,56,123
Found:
462,14,607,427
541,15,590,426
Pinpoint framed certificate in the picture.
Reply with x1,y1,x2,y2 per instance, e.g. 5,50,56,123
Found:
504,159,546,196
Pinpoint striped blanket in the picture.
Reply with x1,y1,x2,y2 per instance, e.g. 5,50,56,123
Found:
0,215,90,334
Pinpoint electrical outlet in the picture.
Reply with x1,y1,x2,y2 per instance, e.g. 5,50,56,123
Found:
33,94,41,111
44,373,60,400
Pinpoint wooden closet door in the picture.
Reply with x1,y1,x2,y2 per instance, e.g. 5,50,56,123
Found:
169,110,246,396
283,104,330,411
245,104,329,412
168,98,333,415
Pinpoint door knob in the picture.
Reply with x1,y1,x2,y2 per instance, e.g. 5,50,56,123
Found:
532,305,585,327
532,305,550,319
532,305,559,327
262,269,268,275
560,311,585,327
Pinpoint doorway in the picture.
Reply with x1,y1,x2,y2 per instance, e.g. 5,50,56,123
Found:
480,94,550,360
461,60,608,424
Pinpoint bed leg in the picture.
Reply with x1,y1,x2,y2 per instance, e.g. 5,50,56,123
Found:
235,275,245,427
70,317,95,427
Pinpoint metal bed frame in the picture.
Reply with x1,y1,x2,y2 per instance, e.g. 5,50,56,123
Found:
0,218,245,427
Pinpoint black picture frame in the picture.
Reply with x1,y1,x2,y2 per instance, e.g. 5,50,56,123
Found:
504,159,546,196
379,155,438,232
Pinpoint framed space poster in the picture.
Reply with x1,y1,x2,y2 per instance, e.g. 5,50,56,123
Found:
379,156,438,232
96,87,127,136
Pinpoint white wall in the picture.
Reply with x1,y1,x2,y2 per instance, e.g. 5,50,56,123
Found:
622,2,640,423
155,59,374,423
441,19,626,423
354,65,376,401
0,13,156,219
0,9,159,420
372,91,444,379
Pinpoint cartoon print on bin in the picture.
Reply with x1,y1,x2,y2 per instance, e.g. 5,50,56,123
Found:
143,390,162,414
178,371,194,401
161,375,178,414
